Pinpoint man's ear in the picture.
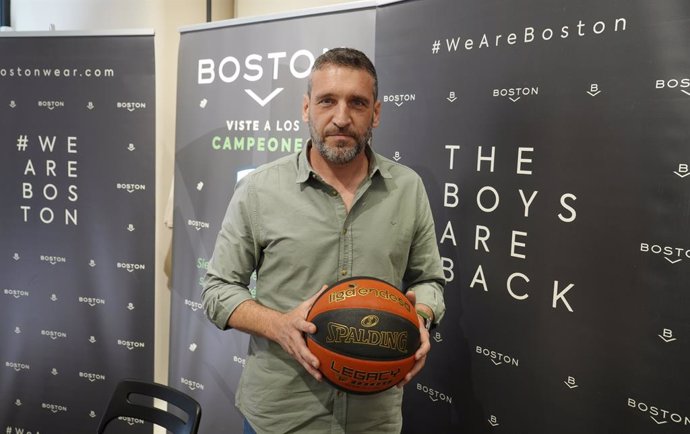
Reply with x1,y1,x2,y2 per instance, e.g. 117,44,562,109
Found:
302,94,310,122
372,100,381,128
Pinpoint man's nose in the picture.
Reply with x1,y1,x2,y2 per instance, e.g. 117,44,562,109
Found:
332,102,351,128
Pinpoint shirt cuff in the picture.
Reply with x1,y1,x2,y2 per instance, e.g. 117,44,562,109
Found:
408,282,445,325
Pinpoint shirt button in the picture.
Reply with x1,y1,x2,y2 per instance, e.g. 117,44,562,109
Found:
342,228,347,235
340,269,347,276
330,190,338,196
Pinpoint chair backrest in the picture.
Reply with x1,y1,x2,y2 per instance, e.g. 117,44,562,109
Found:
97,379,201,434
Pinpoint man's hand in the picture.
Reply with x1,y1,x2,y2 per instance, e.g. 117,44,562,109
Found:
228,285,329,381
268,285,329,381
397,290,432,388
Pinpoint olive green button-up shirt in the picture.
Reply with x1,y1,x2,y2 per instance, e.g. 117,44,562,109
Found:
202,144,445,434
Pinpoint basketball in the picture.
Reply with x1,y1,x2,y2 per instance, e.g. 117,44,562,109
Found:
305,277,421,394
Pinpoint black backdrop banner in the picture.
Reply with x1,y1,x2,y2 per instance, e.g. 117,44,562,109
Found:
172,1,689,433
0,32,155,434
375,0,690,433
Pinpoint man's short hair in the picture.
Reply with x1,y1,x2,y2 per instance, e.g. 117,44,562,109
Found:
307,47,378,100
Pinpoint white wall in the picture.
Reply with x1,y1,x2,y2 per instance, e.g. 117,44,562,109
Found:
236,0,359,17
12,0,155,30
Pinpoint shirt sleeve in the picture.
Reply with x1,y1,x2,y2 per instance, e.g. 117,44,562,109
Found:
404,176,446,325
201,175,260,330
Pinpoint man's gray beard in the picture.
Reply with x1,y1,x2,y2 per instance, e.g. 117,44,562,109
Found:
310,123,372,166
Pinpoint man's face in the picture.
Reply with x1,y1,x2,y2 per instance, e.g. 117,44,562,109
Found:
302,65,381,165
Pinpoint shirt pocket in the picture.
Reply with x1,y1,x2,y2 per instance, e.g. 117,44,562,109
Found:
352,211,415,285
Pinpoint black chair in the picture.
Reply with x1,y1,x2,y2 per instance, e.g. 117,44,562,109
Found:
97,379,201,434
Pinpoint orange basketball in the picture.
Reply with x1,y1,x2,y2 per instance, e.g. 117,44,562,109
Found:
305,277,421,394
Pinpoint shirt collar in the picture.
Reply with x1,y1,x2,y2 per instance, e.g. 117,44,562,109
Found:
296,140,391,184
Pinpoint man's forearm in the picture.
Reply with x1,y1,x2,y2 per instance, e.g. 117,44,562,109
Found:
228,299,283,341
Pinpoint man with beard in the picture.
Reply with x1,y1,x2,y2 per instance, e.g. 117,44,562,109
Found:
202,48,445,434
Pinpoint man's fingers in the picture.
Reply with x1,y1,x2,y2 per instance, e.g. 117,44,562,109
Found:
398,354,426,388
298,336,322,381
306,284,329,305
301,285,329,334
405,290,417,307
300,358,323,381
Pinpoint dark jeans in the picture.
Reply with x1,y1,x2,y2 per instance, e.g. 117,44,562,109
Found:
243,419,257,434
